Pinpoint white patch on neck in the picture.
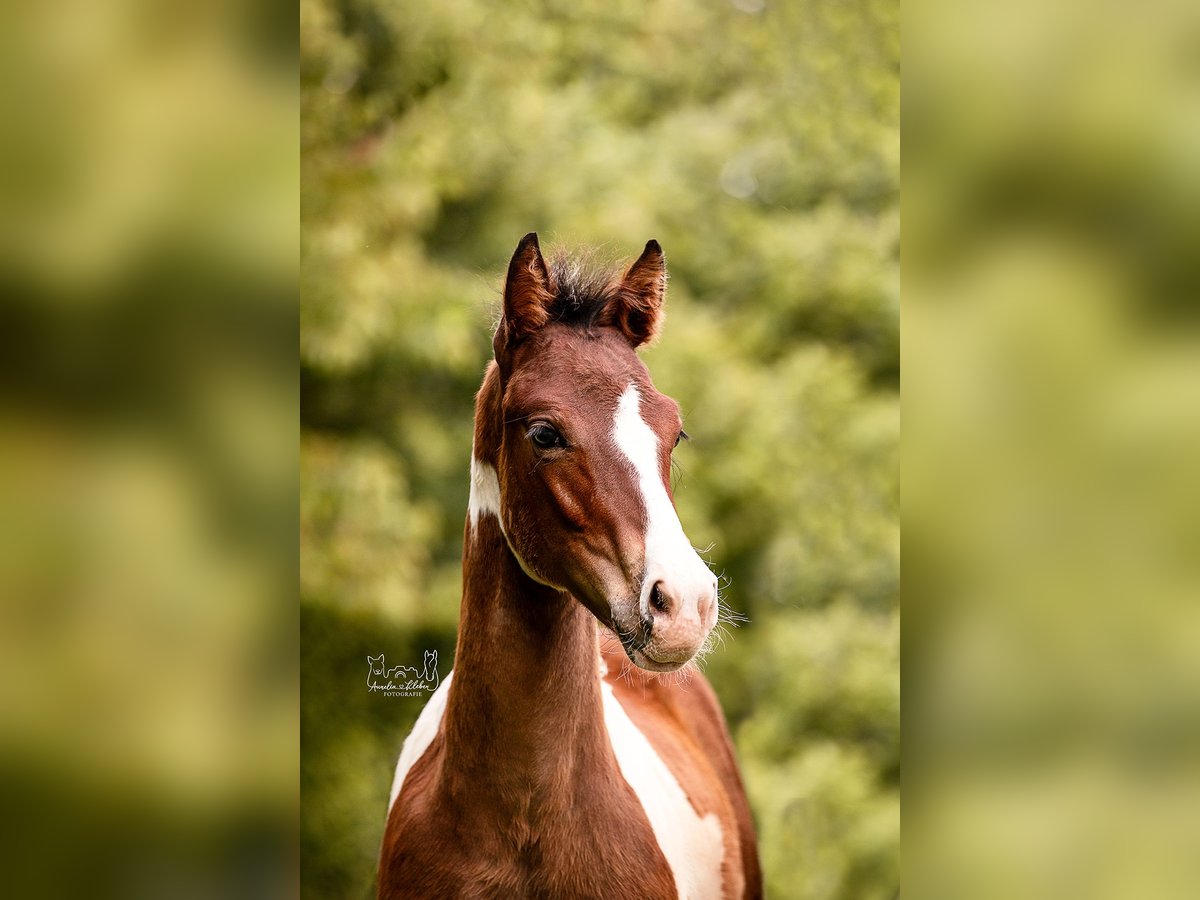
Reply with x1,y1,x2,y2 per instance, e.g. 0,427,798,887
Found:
611,386,713,614
468,455,502,530
467,451,559,589
601,680,725,899
388,671,454,811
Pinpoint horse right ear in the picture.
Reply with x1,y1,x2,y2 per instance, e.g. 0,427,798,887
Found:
496,233,554,357
610,240,667,348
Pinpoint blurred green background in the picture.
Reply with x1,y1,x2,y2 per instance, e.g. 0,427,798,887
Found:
300,1,899,898
0,0,296,897
906,0,1200,897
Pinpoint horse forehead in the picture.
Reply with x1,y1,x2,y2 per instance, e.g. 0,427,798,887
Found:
508,336,648,410
505,330,681,434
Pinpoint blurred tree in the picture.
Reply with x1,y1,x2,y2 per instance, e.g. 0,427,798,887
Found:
301,0,898,897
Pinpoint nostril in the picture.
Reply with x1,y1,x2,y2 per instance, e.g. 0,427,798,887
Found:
649,583,669,614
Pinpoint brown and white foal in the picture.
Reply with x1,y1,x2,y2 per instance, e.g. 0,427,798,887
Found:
378,234,762,899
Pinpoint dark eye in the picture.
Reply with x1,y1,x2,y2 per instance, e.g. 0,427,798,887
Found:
674,429,690,448
528,423,564,450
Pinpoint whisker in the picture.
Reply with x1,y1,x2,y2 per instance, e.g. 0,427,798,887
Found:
670,458,685,492
616,658,634,687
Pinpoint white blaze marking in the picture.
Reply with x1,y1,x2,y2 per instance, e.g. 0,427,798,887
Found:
602,680,725,899
611,386,714,616
468,456,501,530
388,671,454,811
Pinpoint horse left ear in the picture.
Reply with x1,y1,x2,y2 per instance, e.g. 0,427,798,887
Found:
501,232,554,341
612,240,667,348
494,232,555,370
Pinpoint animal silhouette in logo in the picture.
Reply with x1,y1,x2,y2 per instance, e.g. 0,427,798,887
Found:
366,651,439,693
367,655,387,688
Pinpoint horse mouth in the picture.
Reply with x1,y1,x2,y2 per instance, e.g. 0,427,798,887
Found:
614,628,694,672
607,602,697,673
615,627,650,657
626,646,692,673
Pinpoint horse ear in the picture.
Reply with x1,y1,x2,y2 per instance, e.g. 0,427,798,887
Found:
499,233,554,348
612,240,666,348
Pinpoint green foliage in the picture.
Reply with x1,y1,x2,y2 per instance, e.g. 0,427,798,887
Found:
301,0,898,897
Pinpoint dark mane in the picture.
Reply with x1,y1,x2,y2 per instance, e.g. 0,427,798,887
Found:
543,253,623,330
495,236,665,348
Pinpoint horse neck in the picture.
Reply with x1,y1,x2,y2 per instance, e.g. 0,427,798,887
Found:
439,363,611,811
443,515,606,783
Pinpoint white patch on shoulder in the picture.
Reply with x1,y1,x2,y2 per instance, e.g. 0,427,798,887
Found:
468,456,501,531
388,671,454,812
601,680,724,900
